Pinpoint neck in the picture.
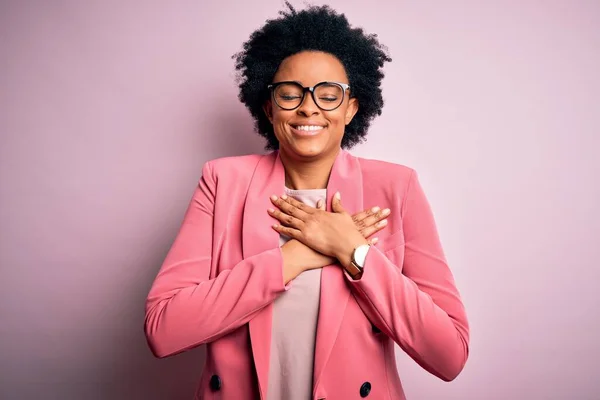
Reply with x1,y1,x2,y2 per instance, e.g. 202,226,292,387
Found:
279,147,340,190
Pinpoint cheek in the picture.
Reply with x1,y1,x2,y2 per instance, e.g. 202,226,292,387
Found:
271,107,292,124
324,110,348,132
270,110,291,138
271,110,285,125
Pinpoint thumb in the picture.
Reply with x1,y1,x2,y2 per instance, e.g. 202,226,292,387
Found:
331,191,345,213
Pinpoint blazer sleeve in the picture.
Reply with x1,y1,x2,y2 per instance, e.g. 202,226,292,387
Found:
346,169,470,381
144,161,287,358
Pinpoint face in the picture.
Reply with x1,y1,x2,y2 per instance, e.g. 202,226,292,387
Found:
264,51,359,161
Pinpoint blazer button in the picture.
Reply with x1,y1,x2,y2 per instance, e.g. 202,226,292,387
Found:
360,381,371,397
209,375,222,391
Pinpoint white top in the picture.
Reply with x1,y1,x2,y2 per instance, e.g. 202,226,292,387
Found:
267,187,327,400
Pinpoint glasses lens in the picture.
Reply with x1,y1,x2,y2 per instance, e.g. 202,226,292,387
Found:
273,83,304,110
314,83,344,111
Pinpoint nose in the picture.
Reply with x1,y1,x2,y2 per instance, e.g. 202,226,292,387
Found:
296,92,320,117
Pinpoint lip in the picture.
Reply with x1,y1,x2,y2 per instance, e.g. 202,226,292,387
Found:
289,123,327,137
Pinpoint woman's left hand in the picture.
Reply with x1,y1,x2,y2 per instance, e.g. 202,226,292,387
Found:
268,192,368,263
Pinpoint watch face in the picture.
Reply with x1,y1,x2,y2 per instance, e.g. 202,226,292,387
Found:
353,244,370,268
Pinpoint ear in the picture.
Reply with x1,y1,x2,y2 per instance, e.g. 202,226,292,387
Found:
263,100,274,124
345,97,359,125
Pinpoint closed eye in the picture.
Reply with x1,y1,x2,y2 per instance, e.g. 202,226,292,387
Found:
280,95,302,101
319,96,338,102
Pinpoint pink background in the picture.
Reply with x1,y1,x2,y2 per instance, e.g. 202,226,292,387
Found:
1,1,599,399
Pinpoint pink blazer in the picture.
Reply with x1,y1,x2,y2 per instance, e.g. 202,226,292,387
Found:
144,149,469,400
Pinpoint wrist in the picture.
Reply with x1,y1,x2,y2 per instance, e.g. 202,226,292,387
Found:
336,235,368,269
281,241,304,282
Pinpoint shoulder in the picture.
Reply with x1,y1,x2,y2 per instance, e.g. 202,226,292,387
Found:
204,153,263,174
199,153,269,189
354,154,416,189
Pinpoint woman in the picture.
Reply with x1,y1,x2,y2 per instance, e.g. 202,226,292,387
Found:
145,3,469,399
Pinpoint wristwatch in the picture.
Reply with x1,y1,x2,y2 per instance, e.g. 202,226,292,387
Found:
347,244,370,279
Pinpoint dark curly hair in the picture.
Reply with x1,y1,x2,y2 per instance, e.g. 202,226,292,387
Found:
233,2,392,150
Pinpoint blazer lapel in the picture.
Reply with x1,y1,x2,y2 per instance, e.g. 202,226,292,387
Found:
243,151,285,400
313,149,364,393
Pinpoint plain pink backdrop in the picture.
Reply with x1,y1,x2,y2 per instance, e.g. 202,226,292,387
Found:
1,1,599,399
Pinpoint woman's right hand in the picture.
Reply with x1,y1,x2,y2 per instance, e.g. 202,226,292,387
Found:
281,203,390,283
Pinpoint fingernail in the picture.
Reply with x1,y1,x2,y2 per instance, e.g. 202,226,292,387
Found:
281,194,288,200
268,208,275,213
371,237,379,244
382,208,390,216
334,192,341,200
317,199,323,208
371,206,380,213
271,195,278,201
379,219,388,226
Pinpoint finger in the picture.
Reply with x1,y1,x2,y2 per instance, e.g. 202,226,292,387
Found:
316,199,325,210
271,195,310,220
360,208,391,229
272,223,300,240
268,207,303,229
353,206,381,223
331,192,346,214
360,218,388,238
281,194,315,214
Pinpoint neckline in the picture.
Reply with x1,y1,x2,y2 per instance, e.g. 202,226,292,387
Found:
284,186,327,195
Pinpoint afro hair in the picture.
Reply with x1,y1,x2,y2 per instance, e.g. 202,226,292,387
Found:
233,2,391,150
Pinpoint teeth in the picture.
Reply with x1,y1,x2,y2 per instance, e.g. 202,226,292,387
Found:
295,125,324,131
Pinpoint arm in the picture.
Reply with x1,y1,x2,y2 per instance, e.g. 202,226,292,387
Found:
344,170,469,381
144,161,288,358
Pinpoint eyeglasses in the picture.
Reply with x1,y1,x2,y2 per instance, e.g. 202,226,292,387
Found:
267,81,351,111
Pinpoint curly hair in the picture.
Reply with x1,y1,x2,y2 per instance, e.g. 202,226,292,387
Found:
232,2,392,150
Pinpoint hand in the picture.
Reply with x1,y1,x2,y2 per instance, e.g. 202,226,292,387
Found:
347,203,391,245
269,192,382,261
277,199,391,282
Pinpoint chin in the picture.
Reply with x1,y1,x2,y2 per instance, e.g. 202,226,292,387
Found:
282,140,328,159
294,146,326,158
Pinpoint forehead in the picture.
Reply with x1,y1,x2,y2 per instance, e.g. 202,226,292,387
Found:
273,51,348,85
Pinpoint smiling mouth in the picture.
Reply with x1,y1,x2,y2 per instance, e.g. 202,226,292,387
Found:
290,125,326,135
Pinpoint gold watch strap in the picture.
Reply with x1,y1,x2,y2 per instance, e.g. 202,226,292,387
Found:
347,260,363,280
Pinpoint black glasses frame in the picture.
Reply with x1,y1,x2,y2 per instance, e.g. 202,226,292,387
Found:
267,81,351,111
